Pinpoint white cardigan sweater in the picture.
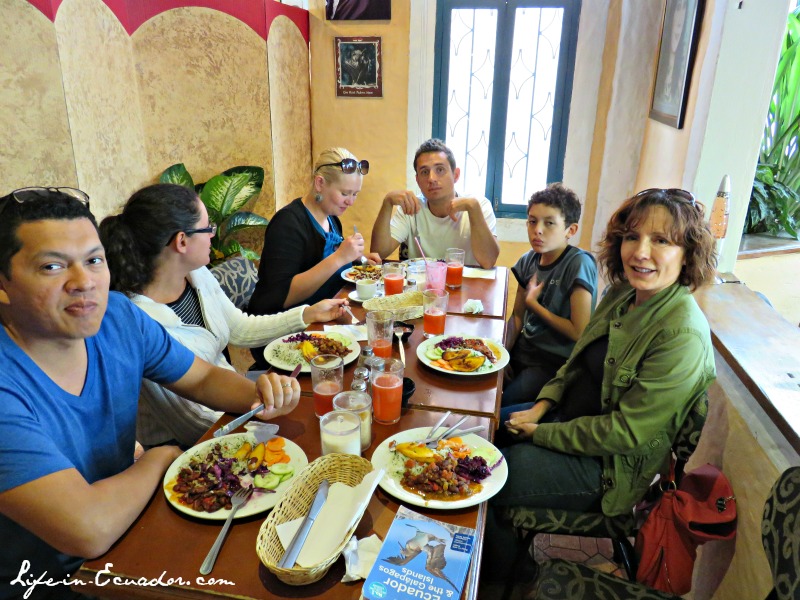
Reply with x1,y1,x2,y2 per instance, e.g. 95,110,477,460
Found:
132,267,308,447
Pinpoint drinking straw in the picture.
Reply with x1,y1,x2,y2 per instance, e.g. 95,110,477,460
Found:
414,236,427,261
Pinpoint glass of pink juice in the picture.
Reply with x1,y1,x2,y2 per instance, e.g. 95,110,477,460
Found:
309,354,343,417
370,358,403,424
366,310,394,358
422,289,449,338
445,248,465,289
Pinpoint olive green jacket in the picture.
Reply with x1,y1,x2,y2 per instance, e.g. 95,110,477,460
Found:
531,282,716,516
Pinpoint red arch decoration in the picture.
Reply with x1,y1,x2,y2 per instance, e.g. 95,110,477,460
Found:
25,0,308,42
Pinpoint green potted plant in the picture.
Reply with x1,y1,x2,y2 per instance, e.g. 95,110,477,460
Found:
745,8,800,240
160,163,269,264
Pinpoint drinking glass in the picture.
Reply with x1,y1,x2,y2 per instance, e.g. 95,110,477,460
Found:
425,260,447,292
445,248,465,289
382,263,405,296
309,354,343,417
366,310,394,359
371,358,404,424
320,411,361,455
333,391,372,451
423,289,448,338
406,260,427,291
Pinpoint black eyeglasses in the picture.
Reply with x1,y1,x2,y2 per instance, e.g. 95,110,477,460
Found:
1,186,91,221
315,158,370,175
635,188,697,207
164,223,217,246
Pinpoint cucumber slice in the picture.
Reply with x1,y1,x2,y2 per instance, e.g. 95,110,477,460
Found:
270,463,294,476
254,473,282,490
279,472,294,483
425,345,443,361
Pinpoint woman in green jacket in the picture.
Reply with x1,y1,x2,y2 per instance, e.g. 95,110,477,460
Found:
484,188,717,581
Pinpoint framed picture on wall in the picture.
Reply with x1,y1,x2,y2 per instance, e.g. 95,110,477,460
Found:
649,0,705,129
326,0,391,20
335,36,382,97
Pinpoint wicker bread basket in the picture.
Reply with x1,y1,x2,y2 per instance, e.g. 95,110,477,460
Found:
363,290,423,321
256,453,373,585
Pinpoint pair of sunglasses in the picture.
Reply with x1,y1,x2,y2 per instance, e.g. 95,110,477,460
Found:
635,188,697,208
1,186,91,220
316,158,370,175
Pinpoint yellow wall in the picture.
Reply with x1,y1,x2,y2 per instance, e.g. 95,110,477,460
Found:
308,0,410,240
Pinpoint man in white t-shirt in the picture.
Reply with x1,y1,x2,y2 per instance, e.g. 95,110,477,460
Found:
370,139,500,268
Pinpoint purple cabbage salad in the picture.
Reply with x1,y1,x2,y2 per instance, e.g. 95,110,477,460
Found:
434,336,466,352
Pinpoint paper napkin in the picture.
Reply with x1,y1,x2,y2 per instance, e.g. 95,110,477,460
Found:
276,468,384,567
463,299,484,314
324,324,367,342
463,266,496,279
341,534,383,582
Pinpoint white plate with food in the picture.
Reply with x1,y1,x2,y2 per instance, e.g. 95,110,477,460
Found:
163,433,308,520
263,331,360,373
416,335,510,376
342,264,382,283
371,427,507,510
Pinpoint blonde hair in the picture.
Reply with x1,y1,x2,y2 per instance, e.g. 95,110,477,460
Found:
311,147,357,190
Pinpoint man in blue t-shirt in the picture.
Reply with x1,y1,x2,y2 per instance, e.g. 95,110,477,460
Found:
0,188,301,600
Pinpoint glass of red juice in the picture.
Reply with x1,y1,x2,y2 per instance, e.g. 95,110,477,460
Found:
366,310,394,358
423,289,448,338
382,263,405,296
371,358,404,424
309,354,343,417
445,248,465,289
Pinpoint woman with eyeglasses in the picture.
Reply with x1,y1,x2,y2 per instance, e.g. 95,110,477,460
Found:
99,183,347,448
481,189,718,584
247,147,380,367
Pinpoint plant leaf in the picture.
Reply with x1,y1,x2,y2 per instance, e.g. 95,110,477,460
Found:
219,211,269,241
160,164,194,189
201,169,264,220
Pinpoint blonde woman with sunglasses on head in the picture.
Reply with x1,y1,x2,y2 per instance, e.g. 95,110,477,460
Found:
248,148,381,368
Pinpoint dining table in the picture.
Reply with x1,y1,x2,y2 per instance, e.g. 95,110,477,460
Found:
72,271,511,599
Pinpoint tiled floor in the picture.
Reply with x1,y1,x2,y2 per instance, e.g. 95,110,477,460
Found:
478,534,628,599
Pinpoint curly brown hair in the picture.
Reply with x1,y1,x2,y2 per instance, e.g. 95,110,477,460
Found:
597,189,717,290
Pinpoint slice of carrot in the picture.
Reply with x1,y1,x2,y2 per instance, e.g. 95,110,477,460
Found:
266,437,285,451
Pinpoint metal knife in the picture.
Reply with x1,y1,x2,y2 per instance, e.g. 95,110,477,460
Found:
277,479,330,569
213,364,302,438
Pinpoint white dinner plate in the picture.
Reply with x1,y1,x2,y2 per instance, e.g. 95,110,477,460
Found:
341,266,382,283
163,433,308,520
263,331,360,373
416,335,510,376
371,427,508,510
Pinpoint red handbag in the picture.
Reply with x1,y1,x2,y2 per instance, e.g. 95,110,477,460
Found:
634,463,737,595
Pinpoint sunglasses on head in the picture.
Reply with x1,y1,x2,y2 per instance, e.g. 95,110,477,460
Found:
1,186,91,220
635,188,697,208
316,158,370,175
164,223,218,246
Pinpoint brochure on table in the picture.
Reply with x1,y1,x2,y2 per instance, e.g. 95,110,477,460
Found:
362,505,475,600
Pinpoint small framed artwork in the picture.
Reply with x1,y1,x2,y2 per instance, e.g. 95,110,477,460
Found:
649,0,705,129
335,36,382,98
326,0,391,20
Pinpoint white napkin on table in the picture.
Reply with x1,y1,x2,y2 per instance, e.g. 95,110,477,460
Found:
463,266,496,279
275,469,384,568
463,299,484,314
324,324,367,342
341,534,383,582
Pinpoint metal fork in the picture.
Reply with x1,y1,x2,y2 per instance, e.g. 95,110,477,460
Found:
199,486,253,574
344,305,365,326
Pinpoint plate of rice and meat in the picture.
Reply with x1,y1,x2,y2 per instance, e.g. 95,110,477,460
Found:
263,331,360,373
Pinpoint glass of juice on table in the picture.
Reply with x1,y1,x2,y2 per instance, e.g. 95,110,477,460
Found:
382,263,405,296
309,354,343,417
423,289,448,338
366,310,394,358
425,260,447,292
445,248,465,289
371,358,404,424
319,411,361,456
